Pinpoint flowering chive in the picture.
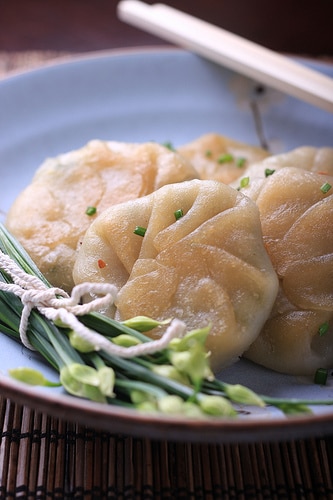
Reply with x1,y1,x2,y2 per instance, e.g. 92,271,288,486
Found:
85,206,97,216
320,182,332,194
318,322,329,337
217,153,234,164
174,209,184,220
133,226,147,237
314,368,328,385
265,168,275,177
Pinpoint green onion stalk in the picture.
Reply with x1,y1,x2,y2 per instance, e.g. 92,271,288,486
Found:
0,222,332,417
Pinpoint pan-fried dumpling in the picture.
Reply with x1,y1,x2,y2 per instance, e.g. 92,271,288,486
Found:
6,140,198,291
244,167,333,375
177,133,269,184
73,179,278,371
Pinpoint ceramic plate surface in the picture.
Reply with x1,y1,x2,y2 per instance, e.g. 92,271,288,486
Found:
0,48,333,443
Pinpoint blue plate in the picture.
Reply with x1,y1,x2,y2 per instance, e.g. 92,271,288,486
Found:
0,48,332,443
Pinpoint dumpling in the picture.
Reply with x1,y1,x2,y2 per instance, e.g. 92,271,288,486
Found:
6,140,198,291
177,133,269,184
232,146,333,200
244,167,333,375
73,179,278,371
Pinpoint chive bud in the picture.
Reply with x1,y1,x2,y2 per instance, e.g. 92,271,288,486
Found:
9,367,61,387
183,401,204,418
111,334,142,348
224,383,265,407
320,182,332,194
69,330,96,353
133,226,147,237
98,366,115,398
152,365,190,385
136,401,157,412
122,316,171,332
158,395,184,414
199,395,237,417
131,389,154,405
314,368,328,385
67,363,101,386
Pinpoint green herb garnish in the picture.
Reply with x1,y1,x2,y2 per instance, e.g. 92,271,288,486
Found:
265,168,275,177
163,141,176,152
239,177,250,188
314,368,328,385
236,157,246,168
85,206,97,216
320,182,332,194
133,226,147,237
217,153,234,164
174,209,184,220
318,322,329,337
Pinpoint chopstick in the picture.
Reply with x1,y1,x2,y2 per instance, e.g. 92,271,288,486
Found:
117,0,333,113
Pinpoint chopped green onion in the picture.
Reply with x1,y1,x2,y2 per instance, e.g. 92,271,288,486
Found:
133,226,147,237
163,141,176,152
174,209,184,221
314,368,328,385
318,322,329,337
217,153,234,164
239,177,250,188
265,168,275,177
85,206,97,216
320,182,332,194
236,157,246,168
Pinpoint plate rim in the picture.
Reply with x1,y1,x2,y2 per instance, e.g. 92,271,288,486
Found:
1,374,333,444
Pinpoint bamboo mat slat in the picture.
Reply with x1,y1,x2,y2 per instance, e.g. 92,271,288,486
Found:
1,398,333,498
1,50,333,498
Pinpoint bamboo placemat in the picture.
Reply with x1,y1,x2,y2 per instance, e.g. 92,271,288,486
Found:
1,397,333,498
1,50,333,499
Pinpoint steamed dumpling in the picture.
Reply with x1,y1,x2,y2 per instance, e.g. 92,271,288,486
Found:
177,133,269,184
232,146,333,199
73,179,278,371
244,167,333,375
6,140,198,291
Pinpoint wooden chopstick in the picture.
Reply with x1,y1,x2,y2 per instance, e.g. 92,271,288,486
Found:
117,0,333,113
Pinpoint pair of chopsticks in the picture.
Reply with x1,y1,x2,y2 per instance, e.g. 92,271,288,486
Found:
117,0,333,113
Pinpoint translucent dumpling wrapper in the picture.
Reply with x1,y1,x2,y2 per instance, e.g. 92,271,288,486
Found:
244,167,333,375
73,179,279,371
177,133,269,184
6,140,198,291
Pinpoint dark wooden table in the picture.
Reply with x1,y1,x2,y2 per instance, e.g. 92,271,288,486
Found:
1,1,333,498
1,0,333,56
